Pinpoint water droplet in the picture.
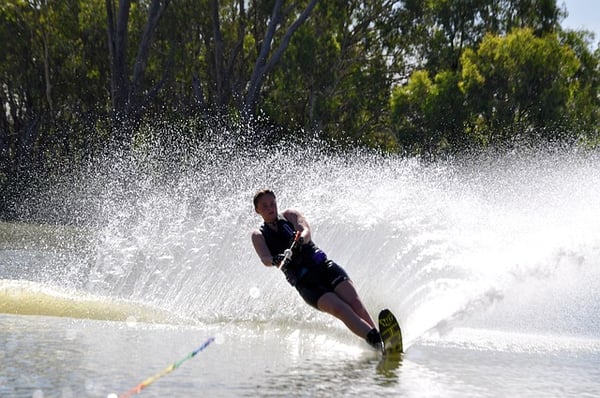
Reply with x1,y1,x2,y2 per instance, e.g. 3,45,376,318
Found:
249,286,260,298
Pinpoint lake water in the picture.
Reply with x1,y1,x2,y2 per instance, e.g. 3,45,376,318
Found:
1,312,599,398
1,142,599,397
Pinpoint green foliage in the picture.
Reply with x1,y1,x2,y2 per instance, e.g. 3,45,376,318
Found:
391,26,599,153
398,0,565,75
261,0,400,150
391,69,467,154
1,0,599,194
460,28,584,143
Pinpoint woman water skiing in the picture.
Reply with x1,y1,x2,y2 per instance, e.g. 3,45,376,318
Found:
251,189,383,350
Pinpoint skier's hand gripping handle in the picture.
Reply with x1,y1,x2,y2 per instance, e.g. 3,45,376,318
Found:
278,231,302,270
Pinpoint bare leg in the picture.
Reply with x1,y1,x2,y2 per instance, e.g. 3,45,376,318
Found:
317,292,373,339
333,280,377,329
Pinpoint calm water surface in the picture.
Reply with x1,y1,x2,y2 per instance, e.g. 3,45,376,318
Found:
2,313,599,397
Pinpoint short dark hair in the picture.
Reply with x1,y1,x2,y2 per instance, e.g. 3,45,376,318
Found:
253,189,275,209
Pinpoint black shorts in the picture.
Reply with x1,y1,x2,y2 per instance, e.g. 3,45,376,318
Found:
295,260,349,308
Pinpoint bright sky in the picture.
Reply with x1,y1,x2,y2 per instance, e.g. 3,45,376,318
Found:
560,0,600,43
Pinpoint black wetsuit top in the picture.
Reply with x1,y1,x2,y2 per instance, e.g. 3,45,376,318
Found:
259,215,349,308
259,215,320,285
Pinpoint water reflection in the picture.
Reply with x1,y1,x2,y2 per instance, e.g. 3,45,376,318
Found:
376,354,403,384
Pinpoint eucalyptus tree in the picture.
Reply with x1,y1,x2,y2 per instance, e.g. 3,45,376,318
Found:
388,0,581,154
0,0,108,170
460,28,582,144
260,0,403,148
105,0,172,144
395,0,565,74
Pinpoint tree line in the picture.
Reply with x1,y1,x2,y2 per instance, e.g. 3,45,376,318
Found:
1,0,599,198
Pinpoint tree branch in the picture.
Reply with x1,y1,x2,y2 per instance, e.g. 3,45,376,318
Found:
244,0,318,117
131,0,171,108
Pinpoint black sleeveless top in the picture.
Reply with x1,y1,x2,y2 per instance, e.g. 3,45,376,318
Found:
260,215,327,286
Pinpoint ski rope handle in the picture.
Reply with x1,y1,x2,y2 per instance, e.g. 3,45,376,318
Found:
278,231,302,270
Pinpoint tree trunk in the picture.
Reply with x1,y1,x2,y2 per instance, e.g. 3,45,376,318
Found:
210,0,225,108
42,29,53,114
131,0,170,110
207,0,247,113
243,0,318,119
105,0,170,145
106,0,131,112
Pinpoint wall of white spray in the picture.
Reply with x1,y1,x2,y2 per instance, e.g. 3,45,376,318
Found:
38,136,599,344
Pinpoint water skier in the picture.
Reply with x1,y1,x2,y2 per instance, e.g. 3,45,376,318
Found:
251,189,383,350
